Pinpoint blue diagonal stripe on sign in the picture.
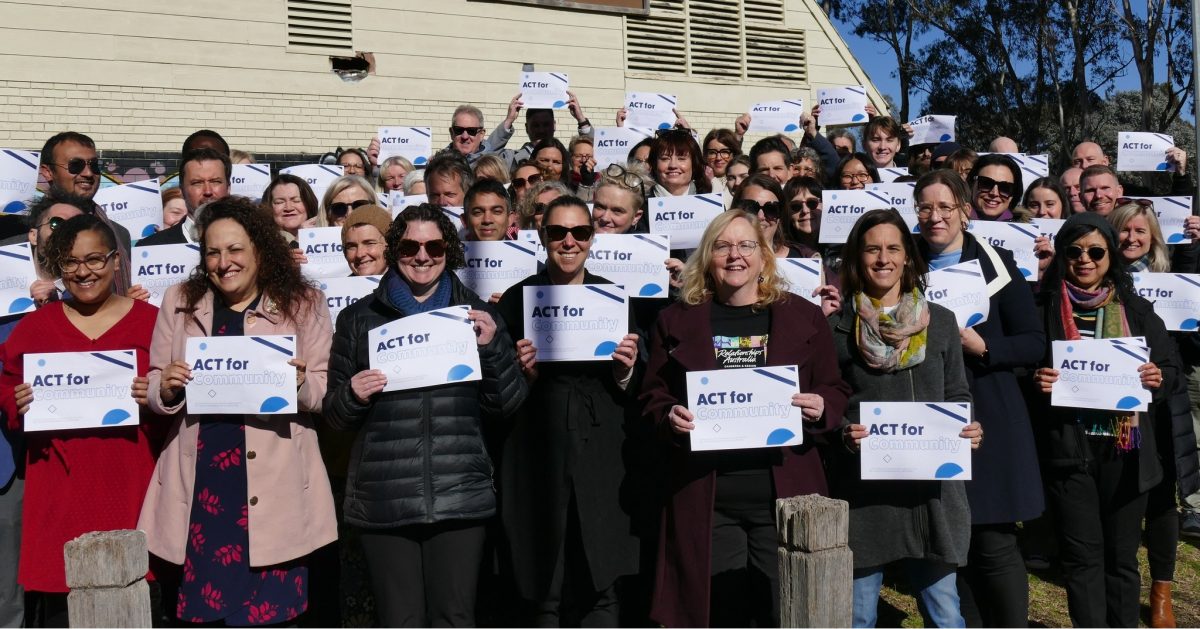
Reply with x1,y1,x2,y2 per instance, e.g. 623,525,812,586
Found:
1162,197,1189,208
925,403,969,423
186,244,201,252
129,182,158,194
1175,274,1200,289
319,165,341,176
1028,155,1048,166
410,127,431,138
694,195,723,207
785,259,820,275
847,87,865,95
866,191,891,205
248,164,269,176
3,150,36,169
91,352,134,370
550,73,568,83
428,309,470,324
942,267,982,277
783,100,804,108
633,234,669,251
1153,133,1174,143
657,94,676,105
1109,342,1148,363
250,336,294,356
0,248,30,261
1009,224,1039,239
502,241,536,255
585,285,625,302
753,368,796,387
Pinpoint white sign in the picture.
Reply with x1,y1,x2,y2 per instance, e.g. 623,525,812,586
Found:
1126,196,1193,244
746,99,804,133
94,180,163,243
1011,154,1051,184
378,126,433,167
647,193,725,249
389,192,429,218
967,221,1039,281
523,284,628,362
231,163,271,200
456,240,539,300
878,167,909,183
517,230,548,264
594,127,654,170
777,257,823,306
519,72,569,109
816,86,869,126
685,365,804,451
587,233,671,298
299,227,348,279
925,259,989,328
131,243,200,308
859,402,973,480
819,189,917,244
1117,132,1176,172
1052,337,1151,412
0,243,38,315
317,275,380,331
1131,272,1200,331
23,350,139,432
280,164,343,204
0,149,39,215
907,115,956,145
1031,217,1065,241
368,305,482,393
185,335,297,415
624,92,677,129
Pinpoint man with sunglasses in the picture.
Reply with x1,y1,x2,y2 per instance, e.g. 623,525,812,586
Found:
137,148,231,246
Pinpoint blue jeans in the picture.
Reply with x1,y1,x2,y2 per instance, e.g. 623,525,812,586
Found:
853,559,964,628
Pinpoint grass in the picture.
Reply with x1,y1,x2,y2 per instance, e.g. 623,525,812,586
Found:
874,536,1200,627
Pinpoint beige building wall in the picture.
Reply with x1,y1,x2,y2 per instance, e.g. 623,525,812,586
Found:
0,0,887,154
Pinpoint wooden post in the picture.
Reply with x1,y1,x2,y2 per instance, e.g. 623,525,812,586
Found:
776,494,853,628
64,529,151,628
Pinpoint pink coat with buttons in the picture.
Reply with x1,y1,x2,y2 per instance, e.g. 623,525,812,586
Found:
138,284,338,567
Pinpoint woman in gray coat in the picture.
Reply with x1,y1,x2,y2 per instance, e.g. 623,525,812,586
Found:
828,209,982,628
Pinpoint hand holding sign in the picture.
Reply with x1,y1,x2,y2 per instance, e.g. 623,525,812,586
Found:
520,72,569,109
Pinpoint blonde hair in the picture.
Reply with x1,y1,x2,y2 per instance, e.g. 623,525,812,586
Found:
473,154,511,184
679,210,787,309
318,175,377,227
1109,202,1171,272
378,155,415,189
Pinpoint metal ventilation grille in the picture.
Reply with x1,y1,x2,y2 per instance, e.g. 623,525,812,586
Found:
287,0,354,53
625,0,807,84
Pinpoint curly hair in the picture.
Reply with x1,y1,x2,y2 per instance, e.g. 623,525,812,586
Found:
43,215,117,277
181,196,317,321
385,203,467,272
679,210,787,310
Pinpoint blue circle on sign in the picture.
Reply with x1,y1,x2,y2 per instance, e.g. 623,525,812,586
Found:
700,377,709,385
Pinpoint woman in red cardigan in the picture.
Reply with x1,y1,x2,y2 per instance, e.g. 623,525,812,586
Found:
639,209,850,627
1,215,159,625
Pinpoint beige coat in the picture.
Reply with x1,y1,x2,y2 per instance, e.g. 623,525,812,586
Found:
138,283,337,567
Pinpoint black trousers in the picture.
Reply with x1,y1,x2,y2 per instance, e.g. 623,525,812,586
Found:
709,472,777,628
1044,440,1147,628
359,520,486,628
1144,456,1179,582
529,492,620,628
957,523,1029,628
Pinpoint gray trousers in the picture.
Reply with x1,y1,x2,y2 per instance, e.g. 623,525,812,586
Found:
0,474,23,628
1187,364,1200,512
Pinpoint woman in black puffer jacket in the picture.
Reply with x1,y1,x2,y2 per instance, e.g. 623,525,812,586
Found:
324,204,528,627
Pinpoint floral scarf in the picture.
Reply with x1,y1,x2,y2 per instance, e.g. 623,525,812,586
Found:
854,288,930,372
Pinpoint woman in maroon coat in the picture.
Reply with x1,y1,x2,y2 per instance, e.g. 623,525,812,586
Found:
640,210,850,627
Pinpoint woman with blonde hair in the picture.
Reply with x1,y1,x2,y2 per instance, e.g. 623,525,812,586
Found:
1109,200,1171,272
318,175,376,227
640,209,850,626
472,154,510,185
378,155,415,192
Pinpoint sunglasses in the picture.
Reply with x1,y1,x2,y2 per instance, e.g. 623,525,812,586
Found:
732,199,782,220
1064,245,1107,261
795,198,820,211
1116,197,1153,208
396,238,448,258
512,173,543,189
37,216,67,231
450,126,484,137
543,224,595,242
329,199,372,217
975,175,1015,198
53,158,101,176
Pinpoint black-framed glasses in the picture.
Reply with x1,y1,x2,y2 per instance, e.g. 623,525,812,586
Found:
1064,245,1107,261
396,238,447,258
916,204,961,219
512,173,543,189
60,249,116,274
602,163,646,195
329,199,371,217
37,216,67,231
712,240,759,257
732,199,782,221
52,158,101,176
704,148,733,160
975,175,1015,198
543,224,595,242
450,126,484,137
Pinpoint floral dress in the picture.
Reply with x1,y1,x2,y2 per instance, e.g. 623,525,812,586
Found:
175,298,308,626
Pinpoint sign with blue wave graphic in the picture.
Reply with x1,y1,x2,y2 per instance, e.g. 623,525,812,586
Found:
1132,272,1200,331
523,284,628,362
859,402,973,480
0,242,38,316
925,259,989,328
624,92,677,129
586,233,671,299
519,71,569,109
816,86,868,126
369,305,482,392
95,179,163,244
185,335,297,415
685,365,804,451
0,149,39,215
746,99,805,134
1052,337,1151,412
24,350,140,432
378,127,432,167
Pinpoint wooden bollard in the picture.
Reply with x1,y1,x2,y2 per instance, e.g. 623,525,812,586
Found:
776,494,853,628
64,530,151,628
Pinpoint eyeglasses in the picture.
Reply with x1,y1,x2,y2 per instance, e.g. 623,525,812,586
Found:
732,199,782,221
512,173,543,189
704,148,733,160
60,249,117,274
329,199,372,217
52,158,101,176
840,172,872,184
601,163,646,196
712,240,759,257
37,216,67,231
396,238,448,258
975,175,1015,198
916,204,961,219
1116,197,1153,208
450,126,484,137
1064,245,1107,261
543,224,595,242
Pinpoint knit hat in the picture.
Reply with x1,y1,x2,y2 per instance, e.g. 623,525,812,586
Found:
1055,210,1116,250
340,205,393,244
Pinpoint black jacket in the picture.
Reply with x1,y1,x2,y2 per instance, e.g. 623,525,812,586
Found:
323,271,528,528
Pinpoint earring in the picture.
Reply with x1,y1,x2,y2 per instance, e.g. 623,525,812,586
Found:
758,275,765,284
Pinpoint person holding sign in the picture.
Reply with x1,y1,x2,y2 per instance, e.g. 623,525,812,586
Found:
323,203,526,627
830,209,982,629
649,129,711,197
139,197,337,626
913,171,1046,627
1030,212,1175,627
495,197,642,626
0,215,158,621
638,209,850,627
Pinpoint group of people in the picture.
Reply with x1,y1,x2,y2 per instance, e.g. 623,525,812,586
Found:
0,91,1197,629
